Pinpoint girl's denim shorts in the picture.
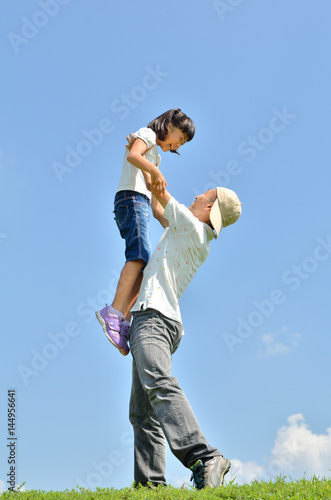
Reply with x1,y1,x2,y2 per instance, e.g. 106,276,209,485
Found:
114,190,152,265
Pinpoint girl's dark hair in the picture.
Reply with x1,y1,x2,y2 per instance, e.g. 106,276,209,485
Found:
148,108,195,154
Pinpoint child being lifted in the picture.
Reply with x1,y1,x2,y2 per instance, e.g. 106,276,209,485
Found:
96,108,195,355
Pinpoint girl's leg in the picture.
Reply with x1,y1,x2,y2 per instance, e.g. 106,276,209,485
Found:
112,259,145,315
122,271,143,322
112,192,151,320
96,260,144,355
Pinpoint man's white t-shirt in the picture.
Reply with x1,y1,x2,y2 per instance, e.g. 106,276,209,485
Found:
116,127,161,200
131,197,215,325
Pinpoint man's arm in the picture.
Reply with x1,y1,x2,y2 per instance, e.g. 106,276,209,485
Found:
151,195,169,228
152,189,172,210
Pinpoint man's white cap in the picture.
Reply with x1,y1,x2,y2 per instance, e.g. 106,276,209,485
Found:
210,187,242,238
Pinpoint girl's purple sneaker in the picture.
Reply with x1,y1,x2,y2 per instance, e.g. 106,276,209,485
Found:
95,305,129,356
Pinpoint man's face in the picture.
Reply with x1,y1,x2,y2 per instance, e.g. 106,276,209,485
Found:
189,189,217,223
189,189,217,210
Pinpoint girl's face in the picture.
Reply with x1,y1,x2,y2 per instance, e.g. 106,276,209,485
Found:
157,126,187,153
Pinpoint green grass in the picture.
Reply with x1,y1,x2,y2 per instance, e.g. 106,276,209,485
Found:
1,477,331,499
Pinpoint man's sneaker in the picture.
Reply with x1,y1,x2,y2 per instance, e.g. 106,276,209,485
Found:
190,456,231,489
95,305,129,356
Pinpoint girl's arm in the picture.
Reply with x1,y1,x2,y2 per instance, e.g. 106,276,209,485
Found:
127,138,167,196
142,170,152,192
151,195,169,229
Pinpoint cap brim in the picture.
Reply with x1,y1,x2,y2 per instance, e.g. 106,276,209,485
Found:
210,197,223,239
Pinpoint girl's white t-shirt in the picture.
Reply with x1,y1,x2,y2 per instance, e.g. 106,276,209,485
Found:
116,127,161,199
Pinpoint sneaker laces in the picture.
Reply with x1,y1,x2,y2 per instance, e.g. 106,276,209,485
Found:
190,460,206,490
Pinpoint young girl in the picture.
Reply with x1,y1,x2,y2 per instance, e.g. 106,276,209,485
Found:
96,108,195,355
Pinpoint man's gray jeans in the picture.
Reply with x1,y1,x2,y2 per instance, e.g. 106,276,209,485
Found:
129,309,220,486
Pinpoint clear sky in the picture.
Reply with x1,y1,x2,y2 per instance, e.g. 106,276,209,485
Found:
1,0,331,492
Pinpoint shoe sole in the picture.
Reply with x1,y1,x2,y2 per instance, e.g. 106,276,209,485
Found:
95,311,129,356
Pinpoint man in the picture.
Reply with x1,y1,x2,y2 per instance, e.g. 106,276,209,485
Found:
127,185,242,489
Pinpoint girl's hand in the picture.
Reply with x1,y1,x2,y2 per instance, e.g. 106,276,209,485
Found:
125,133,136,151
150,169,167,196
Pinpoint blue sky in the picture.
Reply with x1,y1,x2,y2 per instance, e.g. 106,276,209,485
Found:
1,0,331,492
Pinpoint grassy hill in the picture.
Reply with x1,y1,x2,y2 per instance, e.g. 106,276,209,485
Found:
1,477,331,499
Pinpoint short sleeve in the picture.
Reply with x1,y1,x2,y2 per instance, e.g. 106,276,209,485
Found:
133,127,157,150
164,197,197,235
